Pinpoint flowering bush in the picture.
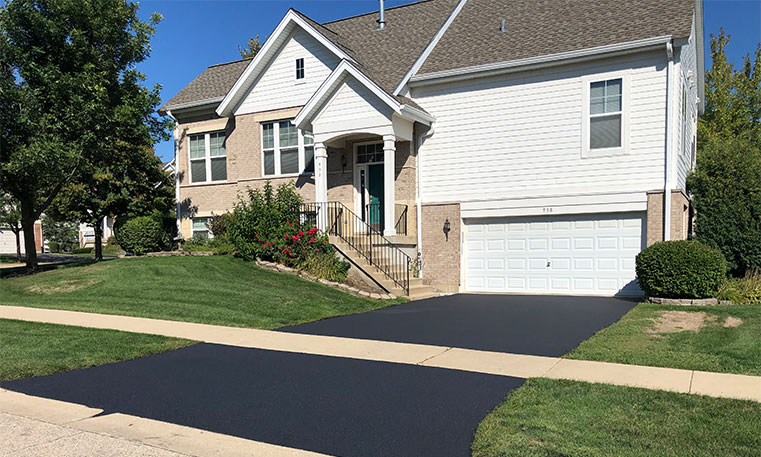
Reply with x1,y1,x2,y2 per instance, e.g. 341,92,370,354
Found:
227,181,349,281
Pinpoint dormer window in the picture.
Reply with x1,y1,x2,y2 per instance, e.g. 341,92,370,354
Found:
296,58,305,80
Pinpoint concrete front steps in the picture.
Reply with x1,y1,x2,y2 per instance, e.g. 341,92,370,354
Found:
331,238,438,300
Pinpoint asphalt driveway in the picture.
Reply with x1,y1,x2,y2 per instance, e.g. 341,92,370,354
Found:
280,294,637,356
2,343,522,457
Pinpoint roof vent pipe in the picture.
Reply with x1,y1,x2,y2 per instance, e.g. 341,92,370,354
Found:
499,18,506,32
377,0,386,30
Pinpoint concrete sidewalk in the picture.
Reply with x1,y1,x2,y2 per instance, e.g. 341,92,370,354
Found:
0,388,332,457
1,305,760,402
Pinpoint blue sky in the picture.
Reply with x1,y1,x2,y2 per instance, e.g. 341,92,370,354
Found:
137,0,761,161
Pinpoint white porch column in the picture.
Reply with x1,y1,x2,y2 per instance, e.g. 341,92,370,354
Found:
314,142,328,230
383,134,396,236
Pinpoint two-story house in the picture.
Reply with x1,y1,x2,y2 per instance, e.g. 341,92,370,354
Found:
160,0,704,297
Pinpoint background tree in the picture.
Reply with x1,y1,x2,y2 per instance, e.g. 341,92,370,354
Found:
40,215,78,253
688,30,761,275
239,35,263,58
51,65,173,261
0,193,23,261
0,0,168,270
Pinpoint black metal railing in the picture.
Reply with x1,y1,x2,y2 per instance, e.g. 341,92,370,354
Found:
299,201,411,295
395,204,408,237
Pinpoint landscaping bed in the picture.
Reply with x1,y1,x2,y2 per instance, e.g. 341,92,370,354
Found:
0,319,192,381
0,255,403,329
565,302,761,375
472,378,761,457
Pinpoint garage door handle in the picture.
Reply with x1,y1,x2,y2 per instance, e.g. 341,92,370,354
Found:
547,261,551,268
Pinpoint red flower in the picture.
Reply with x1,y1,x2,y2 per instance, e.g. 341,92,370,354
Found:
292,235,300,241
298,230,304,236
284,234,289,239
309,237,315,243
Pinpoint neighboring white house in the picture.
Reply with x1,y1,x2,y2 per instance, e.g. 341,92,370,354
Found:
160,0,704,297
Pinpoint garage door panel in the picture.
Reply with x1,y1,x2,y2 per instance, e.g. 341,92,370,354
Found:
464,212,644,296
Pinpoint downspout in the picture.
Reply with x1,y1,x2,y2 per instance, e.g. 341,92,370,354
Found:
664,41,674,241
166,110,182,240
415,122,435,278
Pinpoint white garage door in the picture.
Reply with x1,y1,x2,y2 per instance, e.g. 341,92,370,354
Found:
464,212,645,296
0,228,24,255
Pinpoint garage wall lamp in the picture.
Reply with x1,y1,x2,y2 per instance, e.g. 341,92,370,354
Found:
340,153,347,172
443,218,451,241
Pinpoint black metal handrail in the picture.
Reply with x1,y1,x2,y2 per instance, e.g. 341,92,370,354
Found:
395,204,408,237
299,201,411,295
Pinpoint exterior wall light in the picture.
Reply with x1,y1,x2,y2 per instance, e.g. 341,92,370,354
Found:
341,153,347,172
443,218,451,240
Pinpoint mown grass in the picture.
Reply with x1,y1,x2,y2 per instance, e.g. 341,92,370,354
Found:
0,319,193,381
472,378,761,457
0,255,402,329
565,302,761,375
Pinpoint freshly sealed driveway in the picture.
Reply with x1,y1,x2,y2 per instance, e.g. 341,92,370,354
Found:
2,343,522,457
281,294,637,357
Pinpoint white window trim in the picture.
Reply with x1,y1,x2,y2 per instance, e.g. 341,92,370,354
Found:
188,131,227,184
261,119,314,178
295,57,305,83
581,71,631,158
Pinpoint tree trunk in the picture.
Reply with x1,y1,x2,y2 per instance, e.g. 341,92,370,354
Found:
13,225,22,262
20,203,38,271
94,217,103,261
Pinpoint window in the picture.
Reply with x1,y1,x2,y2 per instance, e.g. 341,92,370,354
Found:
589,78,623,149
682,80,691,158
189,132,226,183
296,58,305,80
261,120,314,176
356,143,384,163
191,217,211,238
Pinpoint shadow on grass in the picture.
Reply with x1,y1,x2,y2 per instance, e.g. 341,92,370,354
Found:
0,257,118,279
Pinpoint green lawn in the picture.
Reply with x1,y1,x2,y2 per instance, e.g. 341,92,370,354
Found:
0,255,402,329
566,302,761,376
0,319,193,381
472,378,761,457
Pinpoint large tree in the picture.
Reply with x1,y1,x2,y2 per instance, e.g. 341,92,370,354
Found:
0,193,23,261
688,30,761,275
0,0,168,270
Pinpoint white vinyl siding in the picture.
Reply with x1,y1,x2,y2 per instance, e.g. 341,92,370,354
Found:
261,120,314,177
235,29,340,116
412,51,667,204
189,132,226,184
464,213,645,296
674,17,699,191
312,76,394,135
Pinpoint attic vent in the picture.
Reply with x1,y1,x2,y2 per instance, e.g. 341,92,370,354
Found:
499,18,507,33
377,0,386,30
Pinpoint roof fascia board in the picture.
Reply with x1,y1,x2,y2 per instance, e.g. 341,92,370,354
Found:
295,60,403,129
400,105,435,124
392,0,469,95
161,96,224,114
409,36,674,86
216,9,354,117
695,0,705,115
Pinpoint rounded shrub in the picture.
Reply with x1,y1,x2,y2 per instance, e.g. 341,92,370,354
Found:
635,240,727,298
115,216,169,256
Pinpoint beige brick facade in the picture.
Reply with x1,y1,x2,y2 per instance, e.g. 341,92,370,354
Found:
420,203,460,292
646,189,691,246
175,108,418,239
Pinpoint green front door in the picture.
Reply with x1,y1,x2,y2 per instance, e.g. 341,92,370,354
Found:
368,164,384,229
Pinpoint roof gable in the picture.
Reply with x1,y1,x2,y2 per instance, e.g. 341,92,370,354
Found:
216,9,356,117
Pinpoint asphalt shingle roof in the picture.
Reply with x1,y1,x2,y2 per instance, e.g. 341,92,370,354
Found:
161,0,696,112
419,0,695,75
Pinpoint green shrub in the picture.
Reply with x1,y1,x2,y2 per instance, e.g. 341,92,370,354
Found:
636,240,728,298
72,247,92,254
47,241,60,253
718,270,761,304
105,235,118,247
208,213,233,238
115,216,169,256
298,252,350,282
688,137,761,275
